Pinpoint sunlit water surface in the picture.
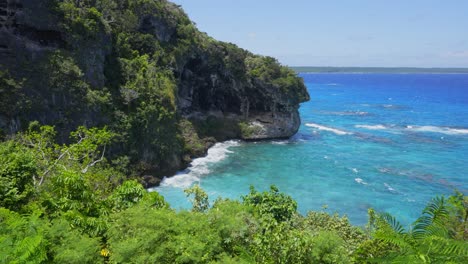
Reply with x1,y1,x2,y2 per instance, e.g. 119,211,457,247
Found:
152,74,468,226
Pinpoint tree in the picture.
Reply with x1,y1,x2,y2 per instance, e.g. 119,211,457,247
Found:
242,185,297,222
20,122,114,188
184,184,209,213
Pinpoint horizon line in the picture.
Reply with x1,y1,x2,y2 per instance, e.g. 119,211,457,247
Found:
289,66,468,69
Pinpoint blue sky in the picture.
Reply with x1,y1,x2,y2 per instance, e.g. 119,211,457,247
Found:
171,0,468,67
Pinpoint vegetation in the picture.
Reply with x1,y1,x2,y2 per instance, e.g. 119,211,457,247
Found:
0,124,467,263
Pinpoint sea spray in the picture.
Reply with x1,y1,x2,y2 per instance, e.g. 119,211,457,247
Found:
156,140,241,189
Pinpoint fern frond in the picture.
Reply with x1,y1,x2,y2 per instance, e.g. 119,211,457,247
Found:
379,212,405,234
422,196,449,226
375,230,412,251
428,236,468,256
411,196,450,240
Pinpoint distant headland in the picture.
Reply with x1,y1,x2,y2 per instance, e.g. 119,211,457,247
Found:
291,66,468,74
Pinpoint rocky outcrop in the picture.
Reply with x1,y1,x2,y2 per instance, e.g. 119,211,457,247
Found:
175,43,309,141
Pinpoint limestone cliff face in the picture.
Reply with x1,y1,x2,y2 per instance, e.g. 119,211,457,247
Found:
0,0,309,185
175,42,309,141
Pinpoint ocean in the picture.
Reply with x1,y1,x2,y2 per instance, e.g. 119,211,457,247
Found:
152,73,468,226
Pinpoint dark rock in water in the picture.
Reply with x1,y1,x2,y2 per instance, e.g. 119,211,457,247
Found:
142,175,161,188
0,0,309,187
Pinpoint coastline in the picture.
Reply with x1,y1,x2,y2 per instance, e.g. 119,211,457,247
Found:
151,140,242,190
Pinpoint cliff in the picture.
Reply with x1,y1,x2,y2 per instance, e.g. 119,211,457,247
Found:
0,0,309,186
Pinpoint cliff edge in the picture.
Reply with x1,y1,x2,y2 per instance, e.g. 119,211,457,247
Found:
0,0,309,186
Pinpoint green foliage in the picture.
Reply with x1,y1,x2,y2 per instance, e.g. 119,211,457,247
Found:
242,185,297,222
310,231,351,264
0,141,37,210
245,56,282,81
302,211,367,253
447,190,468,240
58,0,107,42
359,195,468,263
46,217,102,264
46,52,89,96
208,199,258,254
1,145,466,264
179,119,207,156
238,122,261,138
185,184,210,212
190,116,241,141
110,180,145,210
21,123,114,188
0,70,28,117
245,55,309,103
0,208,47,264
139,190,169,209
108,206,222,263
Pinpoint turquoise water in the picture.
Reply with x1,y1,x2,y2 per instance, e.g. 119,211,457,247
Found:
152,74,468,226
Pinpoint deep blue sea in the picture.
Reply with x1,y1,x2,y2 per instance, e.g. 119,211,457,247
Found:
152,73,468,226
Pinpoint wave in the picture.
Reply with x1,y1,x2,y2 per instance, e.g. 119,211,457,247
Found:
305,123,352,135
271,140,289,145
384,183,397,193
355,124,387,130
381,104,407,110
356,124,468,136
322,111,371,116
405,125,468,135
355,178,367,185
158,140,240,188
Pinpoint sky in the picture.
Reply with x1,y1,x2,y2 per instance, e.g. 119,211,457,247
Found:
171,0,468,67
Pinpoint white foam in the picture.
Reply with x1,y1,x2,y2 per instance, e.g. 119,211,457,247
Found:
384,183,396,192
405,125,468,135
159,173,200,189
356,124,468,136
305,123,351,135
355,124,387,130
158,140,240,188
272,140,288,145
324,111,370,116
354,111,370,116
352,168,359,173
355,178,367,185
